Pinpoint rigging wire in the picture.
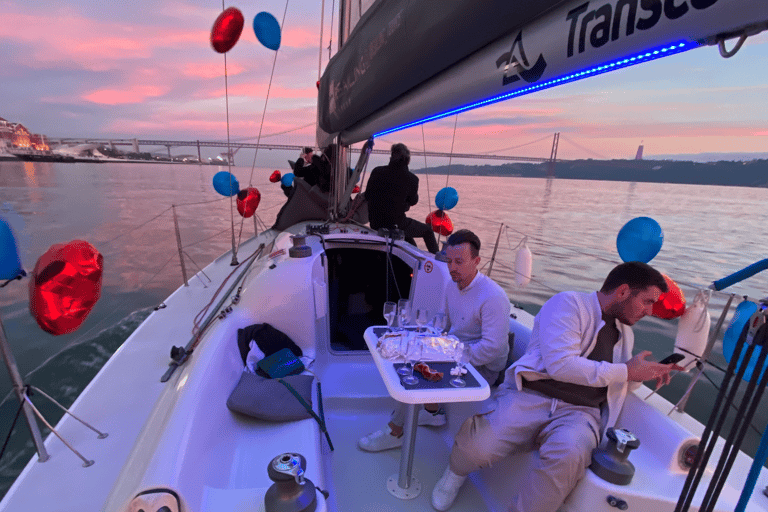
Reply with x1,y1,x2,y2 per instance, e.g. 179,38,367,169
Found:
318,0,325,82
421,124,433,215
328,0,335,59
230,123,316,141
238,0,291,249
100,207,172,248
219,0,238,262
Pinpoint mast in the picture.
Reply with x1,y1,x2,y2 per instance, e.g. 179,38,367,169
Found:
329,0,352,220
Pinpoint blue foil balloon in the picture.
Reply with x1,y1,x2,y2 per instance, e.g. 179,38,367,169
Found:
253,12,281,50
616,216,663,263
435,187,459,210
213,171,240,196
0,218,23,280
722,300,767,382
281,173,294,187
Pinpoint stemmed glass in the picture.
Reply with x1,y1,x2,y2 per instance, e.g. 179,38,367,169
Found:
401,336,423,385
432,312,447,335
397,299,411,331
415,308,429,335
396,333,413,376
383,301,397,333
449,342,471,388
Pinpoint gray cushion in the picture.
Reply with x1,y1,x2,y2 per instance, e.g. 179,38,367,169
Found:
227,372,314,421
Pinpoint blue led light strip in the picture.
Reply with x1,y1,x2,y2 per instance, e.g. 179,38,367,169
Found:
374,41,697,138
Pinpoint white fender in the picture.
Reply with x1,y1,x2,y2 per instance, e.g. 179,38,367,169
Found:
514,238,532,288
674,290,711,371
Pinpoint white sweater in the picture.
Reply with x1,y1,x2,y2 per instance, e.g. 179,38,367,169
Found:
445,272,511,384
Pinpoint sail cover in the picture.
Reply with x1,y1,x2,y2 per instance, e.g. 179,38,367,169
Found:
318,0,567,136
319,0,768,145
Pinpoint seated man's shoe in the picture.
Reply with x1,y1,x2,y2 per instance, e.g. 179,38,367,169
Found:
432,466,467,511
358,425,403,452
418,407,447,427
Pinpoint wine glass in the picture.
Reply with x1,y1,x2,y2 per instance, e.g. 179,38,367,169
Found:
432,312,447,335
396,333,413,376
401,336,423,385
383,301,397,332
398,299,411,331
449,342,471,388
415,308,429,335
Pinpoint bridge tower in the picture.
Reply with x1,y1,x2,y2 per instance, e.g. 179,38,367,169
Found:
547,132,560,177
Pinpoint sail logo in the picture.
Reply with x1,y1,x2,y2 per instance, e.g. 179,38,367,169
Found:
566,0,720,57
496,31,547,87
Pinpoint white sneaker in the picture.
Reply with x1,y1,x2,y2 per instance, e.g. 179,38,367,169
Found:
358,425,404,452
419,407,447,427
432,466,467,511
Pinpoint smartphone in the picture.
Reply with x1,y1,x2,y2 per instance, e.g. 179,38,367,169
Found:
658,353,685,365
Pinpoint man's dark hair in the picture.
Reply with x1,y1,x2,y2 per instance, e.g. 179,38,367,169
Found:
446,229,481,258
600,261,668,294
303,147,313,154
390,143,410,165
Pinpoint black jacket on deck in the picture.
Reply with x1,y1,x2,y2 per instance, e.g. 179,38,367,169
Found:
364,160,419,230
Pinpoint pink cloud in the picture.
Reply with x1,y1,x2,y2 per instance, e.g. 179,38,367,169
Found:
205,82,317,100
83,85,169,105
184,62,246,79
0,11,207,71
282,27,318,48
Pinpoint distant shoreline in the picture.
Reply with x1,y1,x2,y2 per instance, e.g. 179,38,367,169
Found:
413,159,768,188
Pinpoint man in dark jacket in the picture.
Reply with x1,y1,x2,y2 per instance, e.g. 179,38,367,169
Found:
293,144,333,193
365,143,438,253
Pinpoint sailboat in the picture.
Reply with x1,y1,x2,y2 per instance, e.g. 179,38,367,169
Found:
2,1,768,511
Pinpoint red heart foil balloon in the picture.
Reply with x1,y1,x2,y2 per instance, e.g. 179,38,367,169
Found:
652,274,686,319
269,170,282,183
352,185,360,193
29,240,103,335
236,187,261,218
211,7,245,53
425,210,454,236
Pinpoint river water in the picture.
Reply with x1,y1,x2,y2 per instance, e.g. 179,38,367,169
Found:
0,160,766,498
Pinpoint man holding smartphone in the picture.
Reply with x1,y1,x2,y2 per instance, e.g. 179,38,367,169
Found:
433,261,684,512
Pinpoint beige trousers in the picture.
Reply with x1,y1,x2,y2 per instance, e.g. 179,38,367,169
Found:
449,386,602,512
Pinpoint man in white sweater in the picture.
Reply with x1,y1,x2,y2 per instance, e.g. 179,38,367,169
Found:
432,261,681,512
358,229,511,452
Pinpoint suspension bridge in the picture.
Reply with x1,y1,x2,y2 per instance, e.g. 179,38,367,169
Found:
49,132,617,177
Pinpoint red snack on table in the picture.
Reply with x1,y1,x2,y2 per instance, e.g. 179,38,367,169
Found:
414,362,444,382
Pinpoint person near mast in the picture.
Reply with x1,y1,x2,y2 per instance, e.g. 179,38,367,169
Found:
291,144,333,193
431,261,683,512
358,229,511,451
364,143,439,254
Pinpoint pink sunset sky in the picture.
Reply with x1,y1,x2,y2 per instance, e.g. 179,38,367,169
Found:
1,0,767,165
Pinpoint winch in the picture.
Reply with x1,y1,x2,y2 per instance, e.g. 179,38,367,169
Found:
264,453,317,512
590,427,640,485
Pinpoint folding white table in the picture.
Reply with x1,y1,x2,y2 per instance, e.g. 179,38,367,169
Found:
363,326,490,499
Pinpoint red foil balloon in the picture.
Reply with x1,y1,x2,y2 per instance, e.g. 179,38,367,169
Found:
211,7,245,53
236,187,261,218
425,210,454,236
352,185,360,193
269,170,282,183
652,274,686,319
29,241,103,335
